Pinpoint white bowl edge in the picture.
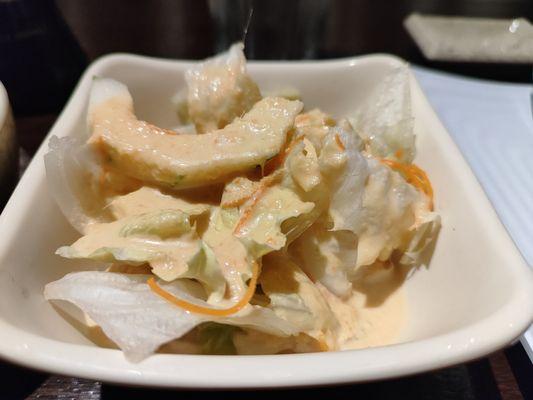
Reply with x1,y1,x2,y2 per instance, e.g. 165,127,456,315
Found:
0,53,531,388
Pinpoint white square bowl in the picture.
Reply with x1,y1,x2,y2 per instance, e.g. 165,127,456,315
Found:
0,54,532,389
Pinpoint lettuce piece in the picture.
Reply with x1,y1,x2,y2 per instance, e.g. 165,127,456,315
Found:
202,207,253,298
287,138,321,192
234,184,315,257
316,117,437,268
44,271,298,361
56,210,195,265
220,135,327,260
109,186,210,219
350,159,425,267
89,78,302,190
321,121,369,232
184,242,226,302
350,66,415,163
44,136,112,233
399,204,441,266
287,111,436,270
260,253,338,348
279,140,331,245
56,210,226,299
197,323,238,355
220,177,259,208
294,109,336,152
289,221,358,299
318,129,348,171
119,209,192,238
185,42,262,133
45,272,202,362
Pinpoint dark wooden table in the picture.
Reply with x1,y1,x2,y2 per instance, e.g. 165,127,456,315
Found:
2,1,532,398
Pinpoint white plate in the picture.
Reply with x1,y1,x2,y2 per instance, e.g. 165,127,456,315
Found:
413,67,533,362
0,54,532,388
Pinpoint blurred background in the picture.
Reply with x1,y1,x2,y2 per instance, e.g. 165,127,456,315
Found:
0,0,531,178
1,0,532,118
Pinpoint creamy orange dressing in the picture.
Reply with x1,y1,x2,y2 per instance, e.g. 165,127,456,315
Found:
236,264,406,354
186,43,262,133
89,94,302,189
109,186,210,220
201,209,250,299
45,47,442,363
319,267,406,350
83,263,405,354
61,212,200,282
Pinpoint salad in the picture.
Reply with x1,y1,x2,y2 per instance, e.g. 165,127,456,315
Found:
44,44,440,361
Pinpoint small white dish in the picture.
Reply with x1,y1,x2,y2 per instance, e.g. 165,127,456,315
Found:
0,54,531,388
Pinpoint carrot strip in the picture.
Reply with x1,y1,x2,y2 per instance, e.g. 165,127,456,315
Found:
394,148,404,160
334,133,345,151
147,262,259,317
233,172,281,235
263,135,303,176
380,158,434,210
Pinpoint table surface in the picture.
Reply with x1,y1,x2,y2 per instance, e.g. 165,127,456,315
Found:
2,0,533,398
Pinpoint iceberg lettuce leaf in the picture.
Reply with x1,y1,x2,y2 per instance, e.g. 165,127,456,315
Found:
321,121,369,232
110,186,210,219
290,221,358,298
44,136,112,233
44,271,298,361
119,209,192,238
197,323,239,355
234,184,315,258
260,253,338,347
287,138,321,192
185,42,262,133
399,205,441,266
350,66,415,163
350,159,426,267
56,210,226,299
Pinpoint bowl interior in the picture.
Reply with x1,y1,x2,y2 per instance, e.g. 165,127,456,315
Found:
0,55,530,384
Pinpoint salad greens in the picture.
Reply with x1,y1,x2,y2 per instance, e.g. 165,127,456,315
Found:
44,43,440,361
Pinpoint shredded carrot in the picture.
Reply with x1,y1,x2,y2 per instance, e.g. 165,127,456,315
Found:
147,262,259,317
334,134,345,151
394,148,404,160
380,158,434,210
233,172,281,235
221,194,253,209
263,135,304,176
